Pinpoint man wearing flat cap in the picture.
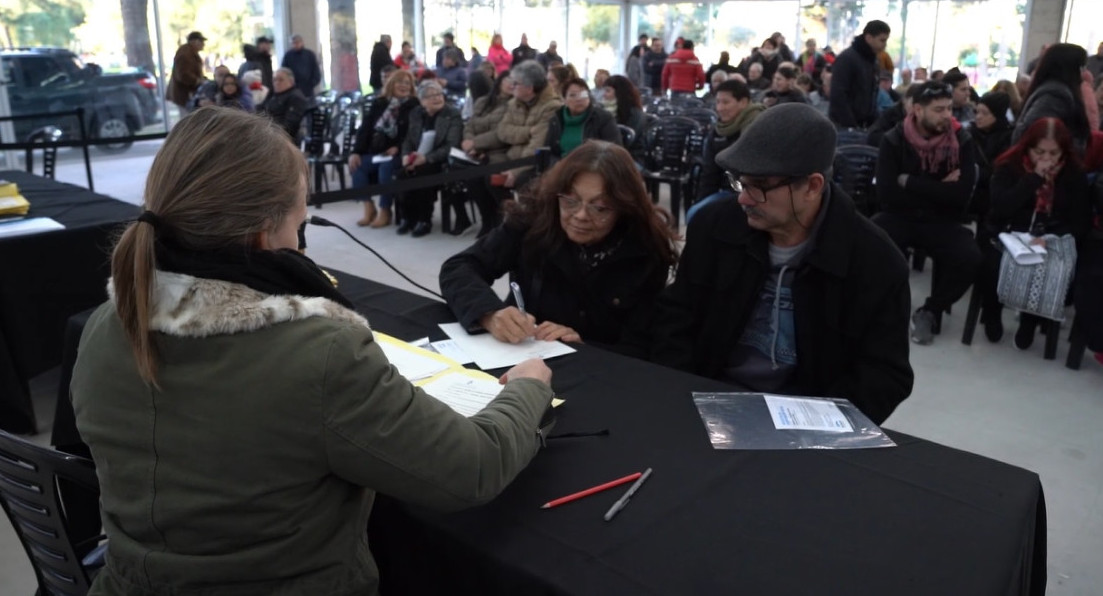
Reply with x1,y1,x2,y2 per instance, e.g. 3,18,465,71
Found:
648,103,913,425
168,31,207,111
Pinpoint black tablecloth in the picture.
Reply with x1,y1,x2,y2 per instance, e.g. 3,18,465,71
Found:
0,170,138,433
53,269,1047,596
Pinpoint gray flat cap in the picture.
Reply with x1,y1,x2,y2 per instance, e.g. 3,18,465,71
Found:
715,103,836,177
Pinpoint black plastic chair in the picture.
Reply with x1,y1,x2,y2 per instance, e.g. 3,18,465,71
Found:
302,106,334,199
24,126,64,180
679,107,718,130
0,430,105,596
616,124,636,148
670,95,705,109
640,116,702,228
832,144,880,217
313,106,359,193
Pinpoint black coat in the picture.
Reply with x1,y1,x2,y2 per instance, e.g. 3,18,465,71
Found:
696,127,741,200
369,42,394,90
352,96,419,155
642,50,668,91
1013,80,1091,153
439,221,669,346
401,105,464,165
648,184,914,425
866,101,906,148
829,36,879,128
511,44,537,66
239,44,274,91
875,124,978,221
544,106,621,158
968,121,1013,220
259,88,309,141
988,162,1092,240
281,48,321,97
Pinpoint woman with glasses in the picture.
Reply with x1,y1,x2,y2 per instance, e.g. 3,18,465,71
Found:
544,78,621,160
396,80,463,237
349,69,419,227
440,140,677,346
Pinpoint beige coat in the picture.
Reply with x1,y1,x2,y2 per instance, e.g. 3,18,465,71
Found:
495,85,563,176
72,271,553,595
464,96,510,163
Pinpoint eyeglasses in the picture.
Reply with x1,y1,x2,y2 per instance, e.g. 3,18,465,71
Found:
725,172,802,203
421,92,444,99
565,92,590,100
557,194,616,221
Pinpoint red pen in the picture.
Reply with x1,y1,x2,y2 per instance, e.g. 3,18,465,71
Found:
540,472,643,509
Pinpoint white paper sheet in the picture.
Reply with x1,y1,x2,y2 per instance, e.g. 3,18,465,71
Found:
438,322,577,370
763,395,853,433
376,340,451,381
449,147,479,164
429,339,475,365
999,231,1047,265
0,217,64,238
419,372,503,417
415,130,436,156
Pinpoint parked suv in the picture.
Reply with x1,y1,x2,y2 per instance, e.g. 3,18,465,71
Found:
1,47,161,153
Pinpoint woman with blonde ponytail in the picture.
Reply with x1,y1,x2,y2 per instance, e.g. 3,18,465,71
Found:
71,106,555,596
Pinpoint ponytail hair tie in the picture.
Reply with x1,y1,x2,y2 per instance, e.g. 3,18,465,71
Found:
136,211,164,230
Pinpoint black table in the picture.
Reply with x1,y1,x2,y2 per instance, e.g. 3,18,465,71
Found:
0,170,138,434
54,269,1047,596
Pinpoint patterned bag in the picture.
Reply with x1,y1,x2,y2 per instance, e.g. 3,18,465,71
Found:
997,233,1078,321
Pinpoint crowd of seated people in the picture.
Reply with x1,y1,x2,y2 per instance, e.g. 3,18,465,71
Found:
329,28,1103,363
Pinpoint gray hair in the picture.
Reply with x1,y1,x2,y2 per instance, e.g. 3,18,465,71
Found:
417,79,444,99
510,60,547,92
276,67,295,83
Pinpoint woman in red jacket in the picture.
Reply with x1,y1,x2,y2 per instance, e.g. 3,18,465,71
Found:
488,33,512,76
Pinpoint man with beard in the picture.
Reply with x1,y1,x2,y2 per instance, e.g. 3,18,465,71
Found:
873,81,980,346
647,103,913,426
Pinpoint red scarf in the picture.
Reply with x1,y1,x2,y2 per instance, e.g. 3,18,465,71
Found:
902,113,961,174
1022,154,1061,215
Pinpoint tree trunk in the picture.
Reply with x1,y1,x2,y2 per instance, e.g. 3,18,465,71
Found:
329,0,359,92
120,0,154,72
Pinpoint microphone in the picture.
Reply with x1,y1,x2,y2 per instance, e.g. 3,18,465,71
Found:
307,215,444,299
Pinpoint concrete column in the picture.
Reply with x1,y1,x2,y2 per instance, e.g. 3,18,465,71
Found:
285,0,320,55
1020,0,1069,74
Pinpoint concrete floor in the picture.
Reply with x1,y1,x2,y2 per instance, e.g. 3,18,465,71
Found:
2,142,1101,594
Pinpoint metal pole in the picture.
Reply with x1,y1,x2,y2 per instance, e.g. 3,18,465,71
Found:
898,0,909,69
564,0,570,64
78,108,94,191
929,0,941,71
414,0,425,64
0,60,18,169
152,0,170,130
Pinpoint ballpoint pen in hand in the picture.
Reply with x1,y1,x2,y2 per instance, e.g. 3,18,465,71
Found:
604,467,653,521
510,281,526,315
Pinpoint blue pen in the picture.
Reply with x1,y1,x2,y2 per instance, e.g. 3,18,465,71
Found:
509,281,526,315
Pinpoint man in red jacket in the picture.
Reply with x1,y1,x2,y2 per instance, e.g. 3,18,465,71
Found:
661,39,706,97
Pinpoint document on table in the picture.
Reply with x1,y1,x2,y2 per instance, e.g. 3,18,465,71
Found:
428,339,475,365
0,217,64,238
763,394,853,433
374,332,452,381
418,369,503,417
438,322,577,370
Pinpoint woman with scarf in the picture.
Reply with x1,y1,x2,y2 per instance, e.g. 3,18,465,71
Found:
601,75,646,160
487,33,512,76
348,70,419,227
70,106,554,595
685,79,765,223
544,78,621,160
440,140,677,348
763,64,809,107
981,117,1092,345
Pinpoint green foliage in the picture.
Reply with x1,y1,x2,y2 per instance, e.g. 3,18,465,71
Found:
0,0,85,47
582,5,618,46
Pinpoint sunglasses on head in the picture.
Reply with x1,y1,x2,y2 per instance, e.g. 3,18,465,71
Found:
919,83,953,100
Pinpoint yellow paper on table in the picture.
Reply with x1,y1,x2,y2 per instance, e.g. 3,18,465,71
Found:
0,194,30,216
0,180,19,198
374,332,563,416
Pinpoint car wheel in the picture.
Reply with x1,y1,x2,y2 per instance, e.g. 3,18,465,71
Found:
93,115,133,154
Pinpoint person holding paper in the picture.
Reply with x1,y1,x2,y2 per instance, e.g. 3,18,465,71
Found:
439,140,677,346
70,108,555,596
397,80,464,237
349,70,420,228
648,104,913,425
980,117,1091,346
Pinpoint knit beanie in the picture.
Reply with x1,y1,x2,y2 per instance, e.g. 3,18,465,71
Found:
978,91,1011,126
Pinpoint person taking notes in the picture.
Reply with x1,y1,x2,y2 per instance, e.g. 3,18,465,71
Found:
440,141,677,347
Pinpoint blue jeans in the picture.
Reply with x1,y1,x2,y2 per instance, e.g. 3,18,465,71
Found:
351,154,399,208
686,190,736,224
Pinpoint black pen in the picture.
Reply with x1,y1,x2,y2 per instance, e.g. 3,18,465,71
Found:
603,467,652,521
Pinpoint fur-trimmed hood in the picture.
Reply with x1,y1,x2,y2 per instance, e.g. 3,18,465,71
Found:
106,271,368,338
